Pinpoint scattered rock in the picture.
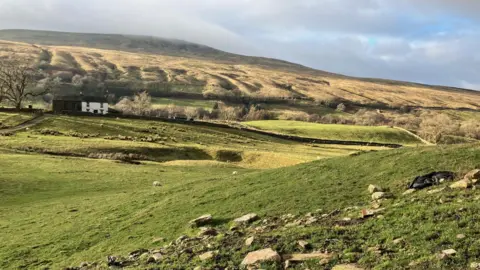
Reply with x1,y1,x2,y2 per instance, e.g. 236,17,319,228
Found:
457,234,466,239
304,217,318,225
332,264,364,270
297,240,310,249
199,251,217,261
189,214,212,227
147,253,163,263
342,217,352,222
152,181,161,187
450,179,472,189
403,189,416,195
198,227,218,237
470,262,480,269
428,187,446,194
241,248,281,265
151,237,165,244
79,262,89,268
361,208,385,218
234,213,259,224
176,235,188,244
282,253,332,262
368,184,382,194
441,249,457,258
392,238,404,245
232,171,238,175
372,192,390,200
464,169,480,183
245,236,255,246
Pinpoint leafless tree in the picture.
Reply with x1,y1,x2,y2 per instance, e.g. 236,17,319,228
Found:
0,59,58,109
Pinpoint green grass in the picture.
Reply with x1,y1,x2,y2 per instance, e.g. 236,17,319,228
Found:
0,116,380,169
2,143,480,269
151,98,217,110
244,120,423,145
0,112,34,128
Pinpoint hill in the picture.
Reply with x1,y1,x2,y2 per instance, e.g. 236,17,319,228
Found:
2,126,480,268
1,29,480,110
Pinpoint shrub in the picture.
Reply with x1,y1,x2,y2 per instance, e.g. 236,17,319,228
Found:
418,114,459,143
336,103,346,112
115,91,152,116
278,111,309,122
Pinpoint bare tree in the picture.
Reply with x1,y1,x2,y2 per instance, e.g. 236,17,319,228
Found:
0,60,58,110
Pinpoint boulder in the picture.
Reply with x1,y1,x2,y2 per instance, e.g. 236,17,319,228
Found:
372,192,390,200
368,184,382,194
332,264,364,270
199,251,217,261
234,213,259,224
450,179,472,189
240,248,281,265
189,214,213,227
245,236,255,246
464,169,480,183
282,253,332,261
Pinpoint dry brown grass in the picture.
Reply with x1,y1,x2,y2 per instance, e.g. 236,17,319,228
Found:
2,40,480,109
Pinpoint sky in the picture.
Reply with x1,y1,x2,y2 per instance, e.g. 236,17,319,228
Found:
0,0,479,89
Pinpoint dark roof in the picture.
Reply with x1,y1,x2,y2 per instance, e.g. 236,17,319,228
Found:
54,96,107,103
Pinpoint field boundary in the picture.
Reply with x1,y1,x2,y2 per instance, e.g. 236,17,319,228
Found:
38,112,403,148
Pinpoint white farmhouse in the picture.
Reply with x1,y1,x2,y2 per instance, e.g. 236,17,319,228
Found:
52,96,109,115
81,97,109,115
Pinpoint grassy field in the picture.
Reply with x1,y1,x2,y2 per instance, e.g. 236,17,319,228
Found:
244,120,423,145
0,116,382,169
2,141,480,269
0,112,35,128
151,98,217,110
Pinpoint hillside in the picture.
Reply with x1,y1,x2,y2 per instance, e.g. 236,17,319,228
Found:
1,30,480,110
2,130,480,268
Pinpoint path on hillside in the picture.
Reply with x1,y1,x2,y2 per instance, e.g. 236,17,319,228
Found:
393,126,434,145
0,114,49,134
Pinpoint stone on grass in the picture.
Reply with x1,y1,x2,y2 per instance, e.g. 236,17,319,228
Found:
232,171,238,175
464,169,480,183
392,238,404,245
441,249,457,257
199,251,217,261
457,234,466,239
403,189,416,195
297,240,310,249
234,213,259,224
470,262,480,269
147,253,163,263
372,192,390,200
450,179,472,189
245,236,255,246
189,214,213,227
368,184,382,194
153,181,161,187
428,187,446,194
361,208,385,219
151,237,165,244
332,264,364,270
282,253,332,261
241,248,281,265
